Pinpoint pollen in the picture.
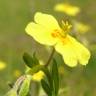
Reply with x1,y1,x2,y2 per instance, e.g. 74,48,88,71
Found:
51,29,60,38
51,21,72,41
51,29,68,45
51,21,72,45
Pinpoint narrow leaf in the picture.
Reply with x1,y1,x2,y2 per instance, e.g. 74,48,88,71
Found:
52,59,59,96
23,53,35,68
42,68,53,90
33,52,39,65
41,79,52,96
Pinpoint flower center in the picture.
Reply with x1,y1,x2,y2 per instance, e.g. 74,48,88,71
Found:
51,21,72,44
61,21,72,35
51,21,72,38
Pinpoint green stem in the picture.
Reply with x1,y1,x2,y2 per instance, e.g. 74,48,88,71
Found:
45,48,55,67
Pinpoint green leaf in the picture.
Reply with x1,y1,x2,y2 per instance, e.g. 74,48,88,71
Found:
33,52,39,65
52,59,59,96
19,75,31,96
23,52,39,69
41,79,52,96
5,89,17,96
23,53,35,68
42,68,53,90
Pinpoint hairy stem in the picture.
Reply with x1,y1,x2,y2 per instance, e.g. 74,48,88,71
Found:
13,75,26,91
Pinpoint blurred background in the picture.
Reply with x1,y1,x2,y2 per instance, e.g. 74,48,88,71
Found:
0,0,96,96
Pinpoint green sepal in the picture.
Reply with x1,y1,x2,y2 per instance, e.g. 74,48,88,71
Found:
23,53,35,68
33,52,39,65
26,65,44,75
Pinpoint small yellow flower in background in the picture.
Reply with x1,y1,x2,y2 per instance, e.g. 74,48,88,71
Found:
0,61,6,70
74,21,91,34
25,60,45,82
32,60,45,82
25,12,90,67
54,3,80,16
32,71,44,81
13,69,21,77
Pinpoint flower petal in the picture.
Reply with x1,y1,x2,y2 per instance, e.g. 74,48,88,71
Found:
69,36,91,65
0,61,6,70
32,71,44,82
34,12,61,30
55,35,90,67
25,22,57,45
55,37,78,67
54,3,80,16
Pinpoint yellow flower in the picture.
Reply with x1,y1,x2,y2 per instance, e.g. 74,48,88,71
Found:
32,60,45,81
0,61,6,70
25,12,90,67
54,3,80,16
25,60,45,81
32,71,44,81
74,21,91,34
26,67,44,81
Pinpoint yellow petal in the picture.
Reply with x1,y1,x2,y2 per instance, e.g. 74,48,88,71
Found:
34,12,61,30
55,37,78,67
0,61,6,70
32,71,44,81
54,3,80,16
25,22,57,45
74,21,91,33
55,35,90,67
69,36,91,65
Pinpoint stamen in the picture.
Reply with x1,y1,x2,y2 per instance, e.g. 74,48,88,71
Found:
51,23,71,45
61,20,72,34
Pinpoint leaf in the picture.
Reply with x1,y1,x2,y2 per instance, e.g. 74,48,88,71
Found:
41,79,52,96
23,52,39,69
5,89,17,96
41,68,53,90
19,75,31,96
33,52,39,65
52,59,59,96
23,53,35,68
